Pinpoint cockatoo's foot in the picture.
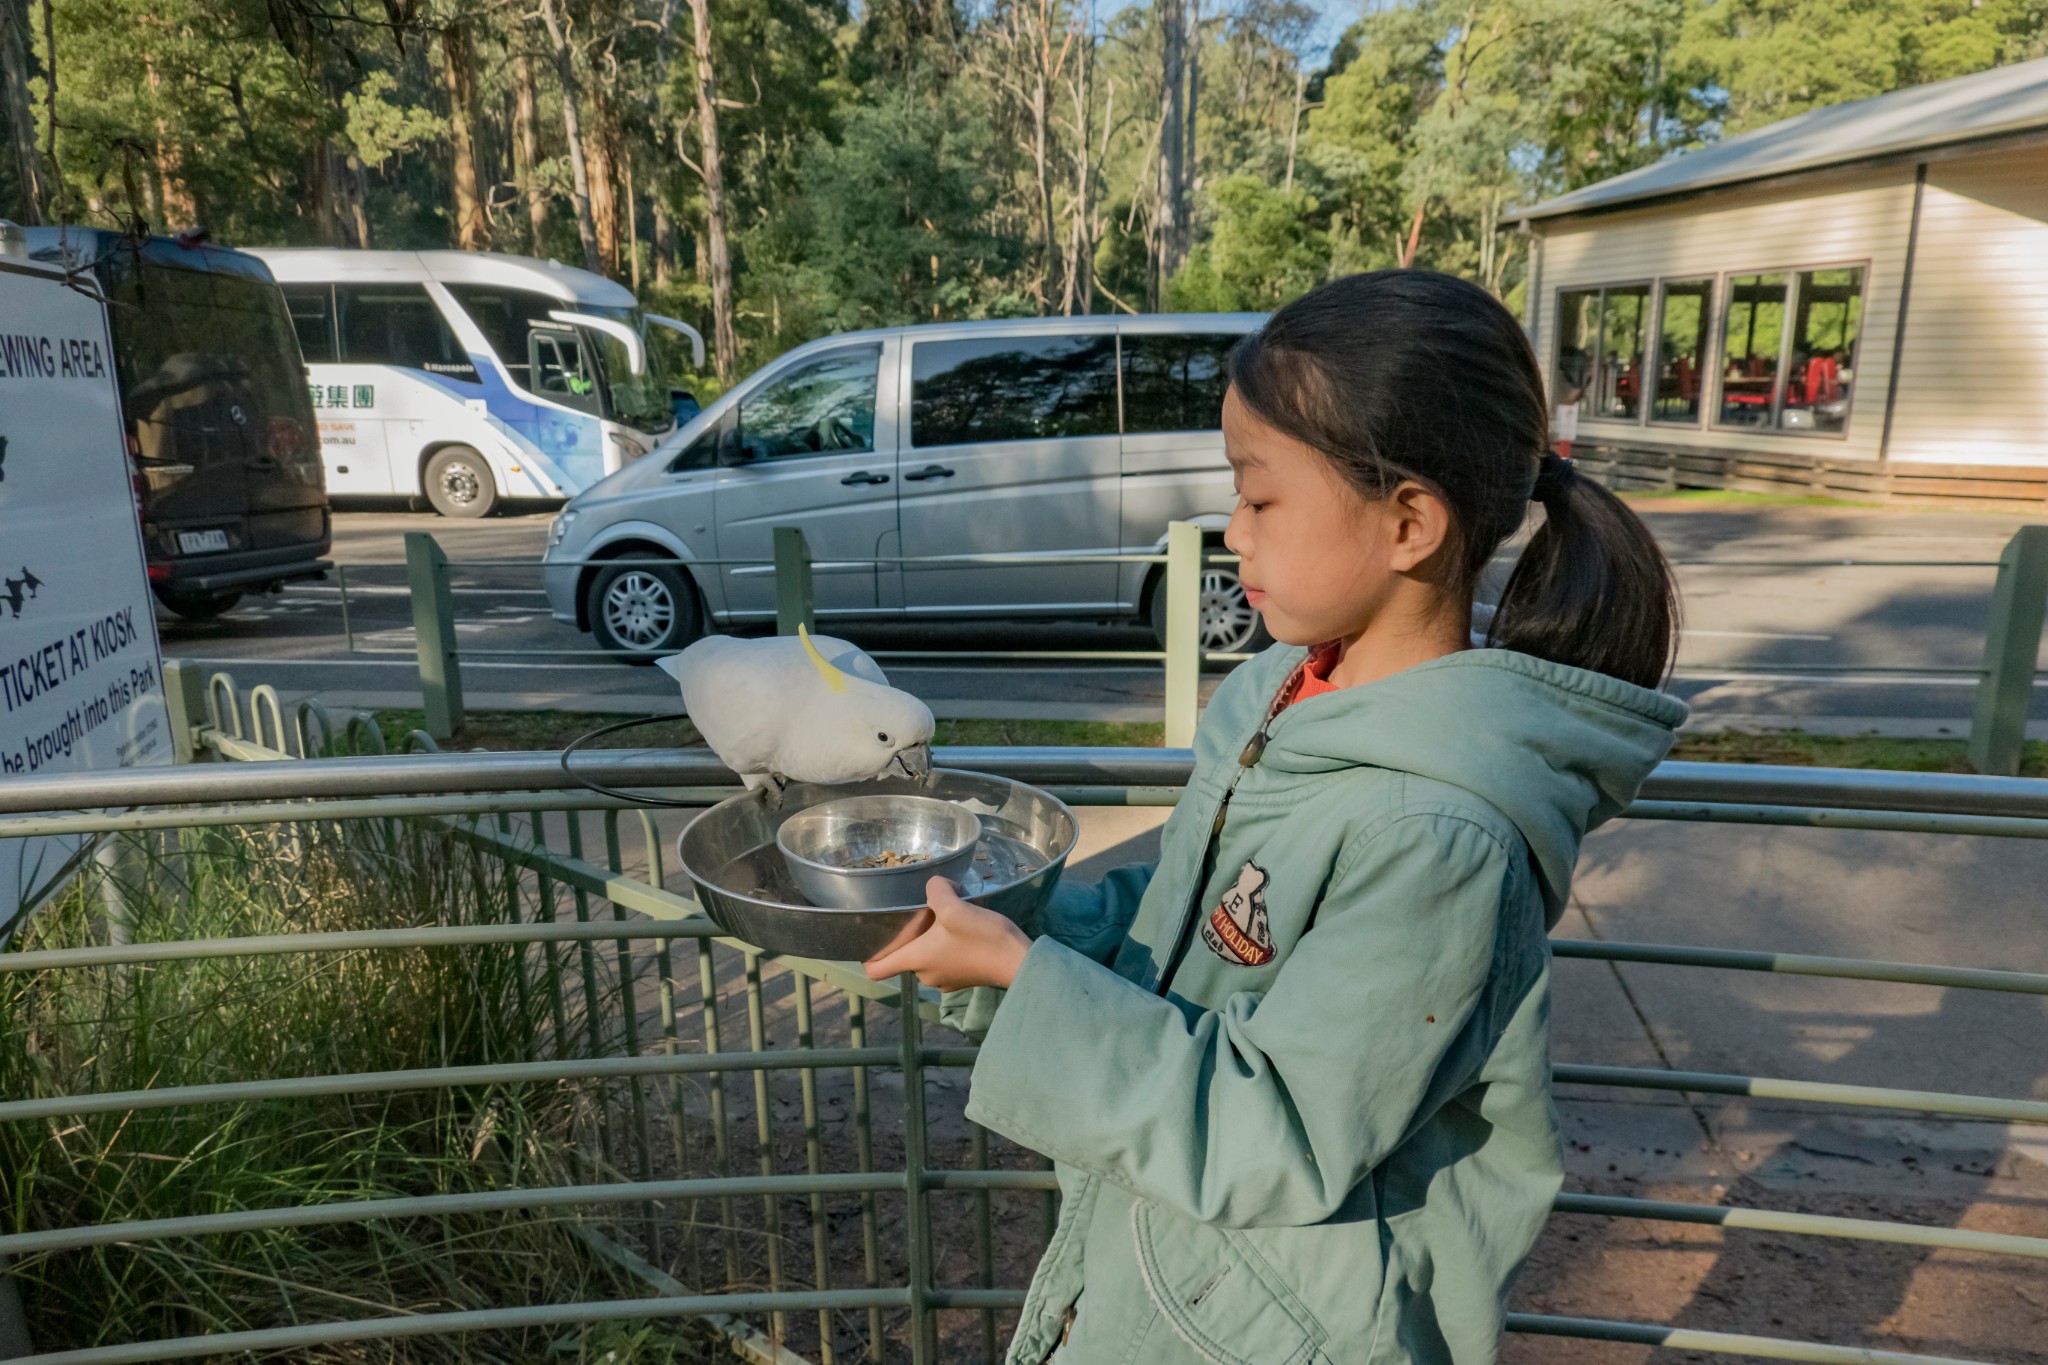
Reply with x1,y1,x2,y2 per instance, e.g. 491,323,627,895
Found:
740,772,792,807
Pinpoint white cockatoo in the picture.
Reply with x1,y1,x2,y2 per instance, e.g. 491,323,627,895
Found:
656,626,936,796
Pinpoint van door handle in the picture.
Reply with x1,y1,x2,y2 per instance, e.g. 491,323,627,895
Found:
840,470,890,486
903,464,955,481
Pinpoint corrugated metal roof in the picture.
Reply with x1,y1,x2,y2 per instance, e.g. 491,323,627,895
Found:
1506,56,2048,225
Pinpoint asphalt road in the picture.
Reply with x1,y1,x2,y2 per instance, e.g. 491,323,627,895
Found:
158,499,2048,732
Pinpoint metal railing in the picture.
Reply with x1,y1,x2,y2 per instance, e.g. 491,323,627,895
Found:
2,670,2047,1362
320,519,2048,772
372,522,1222,747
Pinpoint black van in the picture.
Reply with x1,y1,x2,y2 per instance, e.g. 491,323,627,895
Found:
25,229,330,619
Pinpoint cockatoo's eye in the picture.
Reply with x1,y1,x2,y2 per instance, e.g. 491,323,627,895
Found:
876,732,890,744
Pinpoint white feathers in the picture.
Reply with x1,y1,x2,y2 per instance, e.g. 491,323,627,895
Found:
656,627,937,791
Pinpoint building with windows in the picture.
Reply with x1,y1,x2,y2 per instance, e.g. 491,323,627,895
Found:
1508,57,2048,506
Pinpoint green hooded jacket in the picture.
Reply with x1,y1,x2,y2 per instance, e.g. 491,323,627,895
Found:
951,645,1687,1365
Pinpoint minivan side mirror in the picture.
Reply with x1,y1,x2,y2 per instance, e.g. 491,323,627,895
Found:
717,427,754,467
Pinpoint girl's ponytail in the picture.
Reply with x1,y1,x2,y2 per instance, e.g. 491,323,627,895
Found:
1230,271,1681,690
1487,455,1679,690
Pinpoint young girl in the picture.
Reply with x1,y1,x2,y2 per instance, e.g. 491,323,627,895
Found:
864,270,1687,1365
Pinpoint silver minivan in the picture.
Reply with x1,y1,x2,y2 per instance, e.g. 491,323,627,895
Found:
541,313,1266,660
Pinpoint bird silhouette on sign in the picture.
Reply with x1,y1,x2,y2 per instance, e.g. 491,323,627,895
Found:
0,434,9,481
18,567,40,599
1,577,24,619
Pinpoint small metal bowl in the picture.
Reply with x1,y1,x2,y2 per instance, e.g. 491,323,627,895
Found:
775,794,982,911
677,769,1077,961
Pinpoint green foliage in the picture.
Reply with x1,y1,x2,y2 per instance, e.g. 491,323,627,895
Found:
1168,174,1328,311
6,0,2039,373
1676,0,2048,132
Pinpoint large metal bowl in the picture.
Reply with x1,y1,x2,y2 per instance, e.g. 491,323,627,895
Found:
775,794,982,911
677,769,1077,960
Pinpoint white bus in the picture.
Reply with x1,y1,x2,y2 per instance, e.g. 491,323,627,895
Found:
250,248,702,517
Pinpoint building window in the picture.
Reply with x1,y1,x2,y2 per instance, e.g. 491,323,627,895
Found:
1554,289,1600,411
1781,266,1864,434
1593,283,1650,421
1716,272,1790,427
1555,285,1653,422
1650,278,1712,425
912,334,1119,447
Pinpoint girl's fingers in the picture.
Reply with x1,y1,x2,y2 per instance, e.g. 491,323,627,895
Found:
863,908,936,979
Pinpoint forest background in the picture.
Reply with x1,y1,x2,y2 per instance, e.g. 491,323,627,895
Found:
2,0,2044,391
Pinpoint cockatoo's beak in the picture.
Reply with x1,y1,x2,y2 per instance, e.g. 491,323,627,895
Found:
892,743,934,782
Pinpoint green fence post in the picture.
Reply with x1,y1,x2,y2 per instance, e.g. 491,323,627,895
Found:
405,532,465,742
774,526,815,636
1163,521,1202,748
898,978,934,1365
1967,524,2048,776
0,1256,30,1359
160,658,209,764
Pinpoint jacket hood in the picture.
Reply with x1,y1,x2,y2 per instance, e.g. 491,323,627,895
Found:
1256,648,1687,927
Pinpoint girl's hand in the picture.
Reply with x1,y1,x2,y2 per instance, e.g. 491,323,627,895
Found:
863,877,1031,991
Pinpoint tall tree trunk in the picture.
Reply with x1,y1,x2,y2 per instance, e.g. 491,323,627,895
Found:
623,139,640,291
1153,0,1187,295
512,51,547,253
1031,46,1056,310
652,192,674,287
145,56,195,230
0,0,42,223
535,0,603,273
1283,63,1305,192
345,150,371,246
585,82,620,275
1183,0,1197,208
687,0,736,381
1062,19,1097,316
1397,200,1425,268
441,19,488,250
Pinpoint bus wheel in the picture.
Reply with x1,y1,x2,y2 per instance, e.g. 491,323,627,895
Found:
153,584,243,620
425,447,498,519
589,560,703,662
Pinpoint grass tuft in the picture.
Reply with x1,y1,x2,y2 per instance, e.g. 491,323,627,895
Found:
0,816,718,1362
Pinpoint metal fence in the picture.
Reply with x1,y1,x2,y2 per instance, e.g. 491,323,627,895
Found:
2,671,2047,1363
326,519,2048,773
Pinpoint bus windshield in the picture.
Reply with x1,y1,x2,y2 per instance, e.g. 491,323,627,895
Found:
580,304,673,435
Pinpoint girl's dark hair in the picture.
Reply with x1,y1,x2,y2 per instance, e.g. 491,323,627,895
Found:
1227,269,1679,689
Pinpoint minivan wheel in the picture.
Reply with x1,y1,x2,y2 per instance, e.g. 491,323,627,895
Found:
153,583,243,620
1148,560,1272,667
424,447,498,519
589,560,703,662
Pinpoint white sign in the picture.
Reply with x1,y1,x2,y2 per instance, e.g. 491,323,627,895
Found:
0,256,171,942
1552,401,1581,444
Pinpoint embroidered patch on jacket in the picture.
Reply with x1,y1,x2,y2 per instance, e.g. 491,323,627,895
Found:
1201,861,1275,966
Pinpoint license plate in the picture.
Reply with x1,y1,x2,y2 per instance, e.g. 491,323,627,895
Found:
178,529,230,554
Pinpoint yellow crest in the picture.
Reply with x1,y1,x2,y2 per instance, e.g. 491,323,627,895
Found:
798,624,849,693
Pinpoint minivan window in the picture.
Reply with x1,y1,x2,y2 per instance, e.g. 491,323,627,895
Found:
739,346,882,460
1121,332,1236,434
282,284,337,363
911,334,1117,446
336,283,478,382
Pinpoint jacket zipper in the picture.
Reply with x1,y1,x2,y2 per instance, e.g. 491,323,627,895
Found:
1154,696,1284,997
